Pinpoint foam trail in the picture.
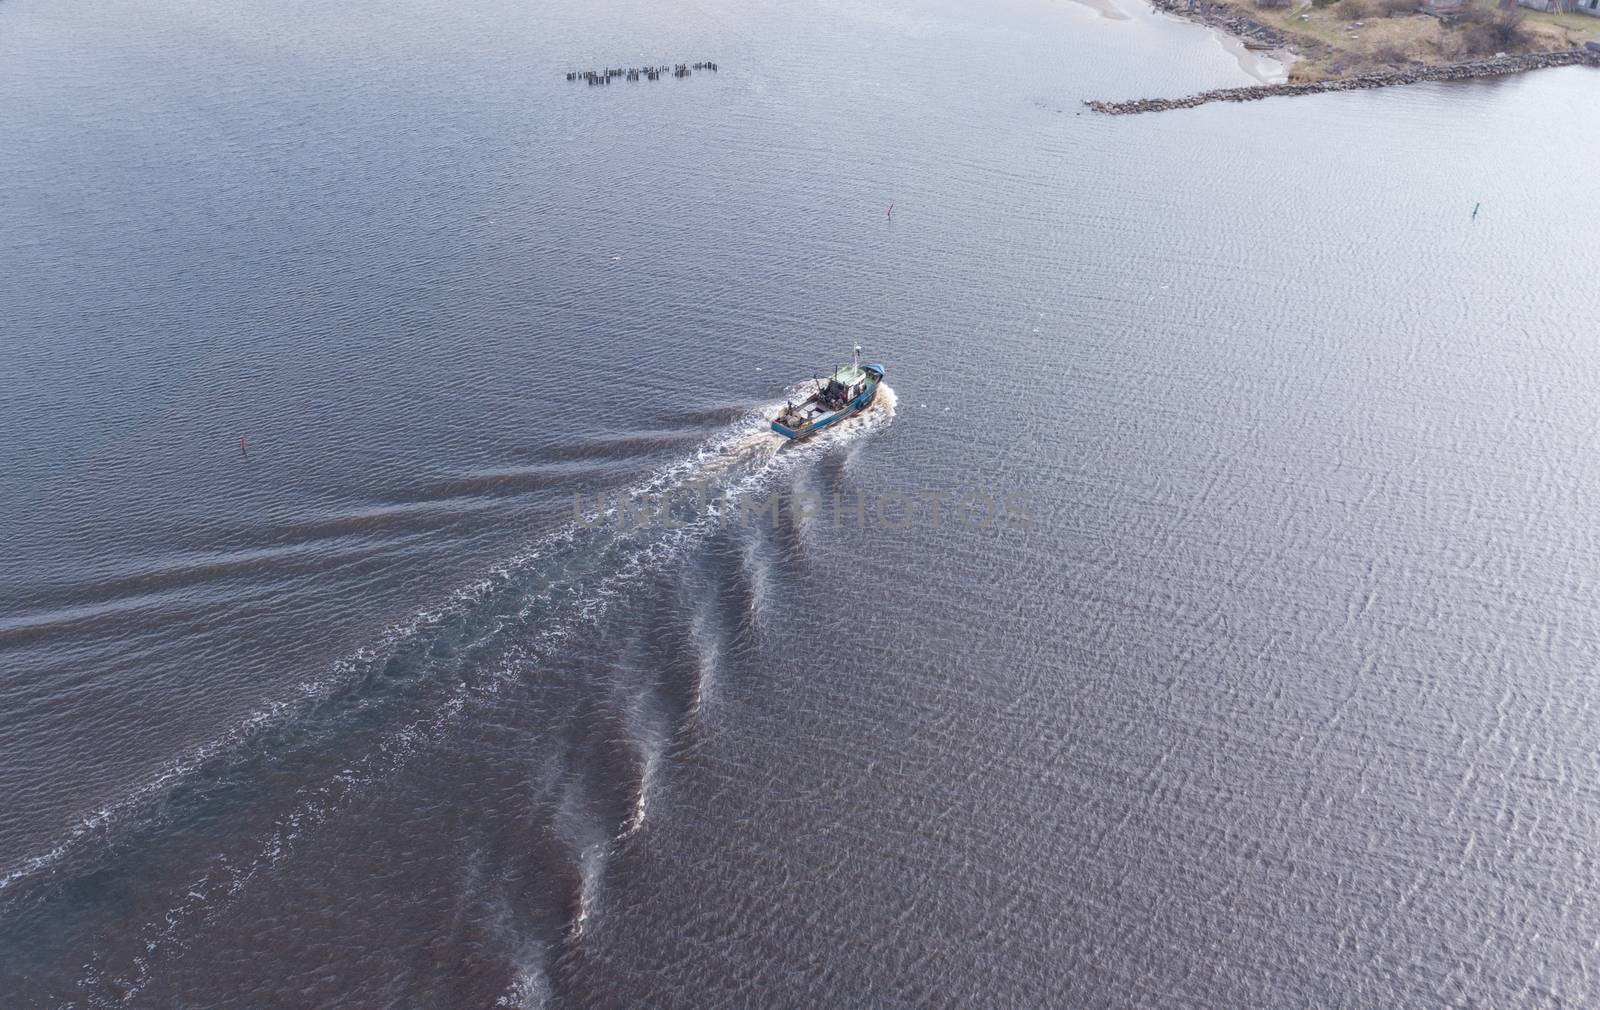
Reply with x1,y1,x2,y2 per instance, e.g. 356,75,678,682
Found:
684,605,720,724
8,387,896,1003
621,745,659,839
495,963,553,1009
0,403,787,897
570,843,605,941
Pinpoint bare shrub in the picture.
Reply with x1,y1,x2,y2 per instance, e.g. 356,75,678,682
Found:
1460,10,1530,53
1373,42,1411,64
1338,0,1373,19
1378,0,1417,16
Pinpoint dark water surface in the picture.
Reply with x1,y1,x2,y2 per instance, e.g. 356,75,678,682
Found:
5,0,1600,1005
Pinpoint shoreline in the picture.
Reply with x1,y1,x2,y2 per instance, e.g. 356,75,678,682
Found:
1152,0,1300,60
1089,47,1599,114
1093,0,1600,114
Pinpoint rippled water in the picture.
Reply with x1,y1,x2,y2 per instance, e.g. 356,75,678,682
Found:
4,0,1600,1005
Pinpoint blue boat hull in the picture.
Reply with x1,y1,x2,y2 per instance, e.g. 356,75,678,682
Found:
771,379,883,438
768,363,883,441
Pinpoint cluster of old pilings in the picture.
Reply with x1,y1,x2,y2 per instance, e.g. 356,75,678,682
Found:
566,62,719,85
1086,49,1598,115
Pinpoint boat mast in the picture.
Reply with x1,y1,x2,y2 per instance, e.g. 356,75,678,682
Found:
853,344,862,367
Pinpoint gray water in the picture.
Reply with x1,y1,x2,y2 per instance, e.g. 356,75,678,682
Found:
4,0,1600,1005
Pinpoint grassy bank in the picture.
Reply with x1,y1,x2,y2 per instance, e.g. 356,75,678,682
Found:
1210,0,1600,80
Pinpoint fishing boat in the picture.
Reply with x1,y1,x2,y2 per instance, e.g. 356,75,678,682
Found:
770,346,885,440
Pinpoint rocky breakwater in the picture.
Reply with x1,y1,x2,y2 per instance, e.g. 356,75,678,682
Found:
1086,49,1598,115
